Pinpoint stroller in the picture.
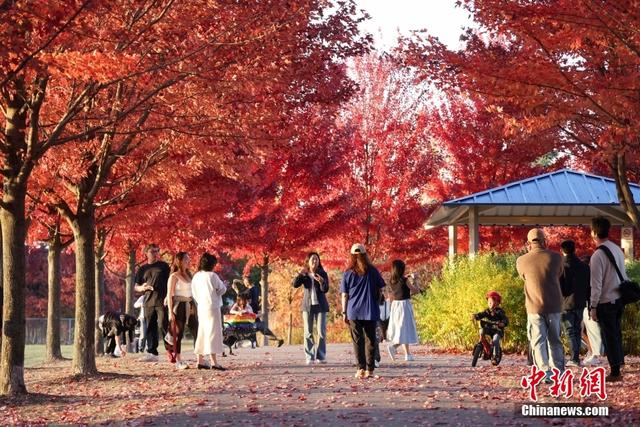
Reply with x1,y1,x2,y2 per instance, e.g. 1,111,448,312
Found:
223,313,258,354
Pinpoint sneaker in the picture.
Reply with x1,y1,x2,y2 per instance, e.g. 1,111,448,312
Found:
277,339,284,348
306,359,314,365
197,363,211,370
363,370,373,379
317,359,327,364
387,344,397,361
405,354,415,362
166,351,176,364
211,365,227,371
374,360,380,368
140,353,158,362
176,361,189,370
544,372,553,384
354,369,365,379
583,355,601,366
567,360,580,368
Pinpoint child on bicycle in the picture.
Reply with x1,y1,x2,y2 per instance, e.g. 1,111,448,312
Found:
471,291,509,361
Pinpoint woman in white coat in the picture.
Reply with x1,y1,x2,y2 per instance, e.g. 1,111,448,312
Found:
191,252,227,370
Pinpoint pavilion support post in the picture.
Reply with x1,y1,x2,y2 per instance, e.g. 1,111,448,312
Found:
448,225,457,261
621,226,634,261
469,207,479,257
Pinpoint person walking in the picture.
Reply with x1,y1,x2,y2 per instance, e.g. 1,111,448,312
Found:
516,228,564,383
589,216,626,381
340,243,386,379
164,252,198,369
579,255,605,366
191,253,227,370
134,243,170,359
293,252,330,364
386,260,420,362
559,240,590,367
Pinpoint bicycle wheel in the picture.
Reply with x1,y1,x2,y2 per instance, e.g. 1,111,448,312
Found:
472,343,483,367
492,345,502,366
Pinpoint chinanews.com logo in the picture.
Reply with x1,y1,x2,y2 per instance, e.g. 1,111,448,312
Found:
518,366,610,418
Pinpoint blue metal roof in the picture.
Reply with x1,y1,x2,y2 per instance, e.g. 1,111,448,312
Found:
444,169,640,206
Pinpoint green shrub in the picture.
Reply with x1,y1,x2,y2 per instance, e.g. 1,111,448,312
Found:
622,261,640,355
415,255,640,355
414,253,527,353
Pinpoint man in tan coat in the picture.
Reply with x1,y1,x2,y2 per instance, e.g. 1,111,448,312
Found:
516,228,564,382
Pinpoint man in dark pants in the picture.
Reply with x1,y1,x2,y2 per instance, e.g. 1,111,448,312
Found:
559,240,590,367
589,216,626,382
134,243,170,359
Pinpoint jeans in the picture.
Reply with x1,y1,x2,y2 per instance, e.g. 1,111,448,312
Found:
144,304,166,355
349,319,377,371
562,308,583,362
302,306,327,361
583,307,604,356
596,300,625,375
479,328,502,354
527,313,564,374
138,317,148,353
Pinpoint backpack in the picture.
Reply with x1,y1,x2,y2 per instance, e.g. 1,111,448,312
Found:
597,245,640,306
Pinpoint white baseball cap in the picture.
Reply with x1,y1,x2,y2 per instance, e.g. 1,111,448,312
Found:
350,243,366,254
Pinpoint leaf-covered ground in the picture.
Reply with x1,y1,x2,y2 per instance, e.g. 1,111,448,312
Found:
2,344,639,426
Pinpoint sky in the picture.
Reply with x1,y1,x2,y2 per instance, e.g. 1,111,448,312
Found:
356,0,474,50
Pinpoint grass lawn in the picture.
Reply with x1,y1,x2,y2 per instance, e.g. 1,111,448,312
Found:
24,345,74,367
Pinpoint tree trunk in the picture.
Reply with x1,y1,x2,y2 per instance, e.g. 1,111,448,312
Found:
94,229,107,356
125,241,136,352
45,228,63,362
0,90,29,395
0,194,28,395
260,254,270,347
612,153,640,229
287,312,293,346
70,211,98,375
125,240,136,316
0,217,3,354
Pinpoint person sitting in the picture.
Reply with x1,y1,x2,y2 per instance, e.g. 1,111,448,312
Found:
229,295,283,347
230,294,255,315
472,291,509,364
97,312,138,357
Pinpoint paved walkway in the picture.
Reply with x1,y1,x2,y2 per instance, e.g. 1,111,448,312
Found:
5,343,639,425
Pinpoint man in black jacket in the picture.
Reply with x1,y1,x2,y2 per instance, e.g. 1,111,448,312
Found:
560,240,590,367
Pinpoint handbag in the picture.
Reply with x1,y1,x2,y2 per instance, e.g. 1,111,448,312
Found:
597,245,640,305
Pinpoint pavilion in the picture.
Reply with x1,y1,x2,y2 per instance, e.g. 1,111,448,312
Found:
426,169,640,260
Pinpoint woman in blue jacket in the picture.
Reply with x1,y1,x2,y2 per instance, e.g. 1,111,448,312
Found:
293,252,330,364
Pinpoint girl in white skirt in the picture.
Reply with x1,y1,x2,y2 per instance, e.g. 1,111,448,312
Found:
386,260,420,361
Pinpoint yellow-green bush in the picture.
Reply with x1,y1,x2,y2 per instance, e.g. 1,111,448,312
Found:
622,262,640,355
415,254,640,355
414,253,527,353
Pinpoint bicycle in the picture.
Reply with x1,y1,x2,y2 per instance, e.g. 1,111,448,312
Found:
471,319,503,367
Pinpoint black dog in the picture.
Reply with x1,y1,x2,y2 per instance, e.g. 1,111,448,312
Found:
222,324,257,355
